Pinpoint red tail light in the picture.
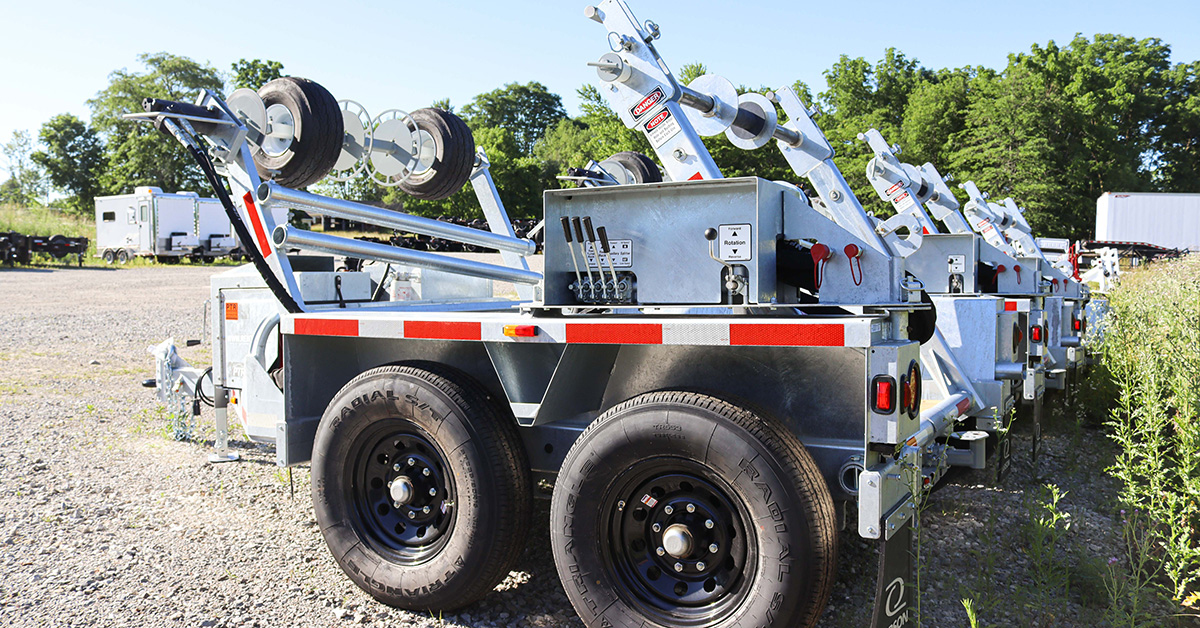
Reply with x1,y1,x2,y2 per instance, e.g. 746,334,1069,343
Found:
1073,318,1081,332
872,376,896,414
1030,325,1043,343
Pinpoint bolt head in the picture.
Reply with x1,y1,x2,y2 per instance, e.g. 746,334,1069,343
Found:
652,523,662,533
696,561,706,571
423,506,431,514
708,543,719,553
685,503,695,513
656,547,665,556
407,511,416,519
663,505,673,515
674,562,683,572
422,468,431,477
407,457,415,466
704,519,714,529
428,487,437,496
393,463,402,472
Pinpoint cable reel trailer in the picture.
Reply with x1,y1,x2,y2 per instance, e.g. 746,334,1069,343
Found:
131,3,1055,627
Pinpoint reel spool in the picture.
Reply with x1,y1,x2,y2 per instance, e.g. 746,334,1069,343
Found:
226,88,268,143
682,74,738,137
331,100,373,182
725,92,778,150
367,109,428,187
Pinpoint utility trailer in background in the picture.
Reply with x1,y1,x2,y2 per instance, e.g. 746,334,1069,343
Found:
94,187,249,263
1096,192,1200,252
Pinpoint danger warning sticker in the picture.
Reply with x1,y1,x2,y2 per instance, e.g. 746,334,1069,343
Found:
891,190,917,213
643,108,682,148
630,87,665,120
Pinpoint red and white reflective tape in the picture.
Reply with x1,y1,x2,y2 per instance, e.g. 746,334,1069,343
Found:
282,314,874,348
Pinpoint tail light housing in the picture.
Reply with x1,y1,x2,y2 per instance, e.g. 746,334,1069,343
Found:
904,360,922,418
871,375,896,414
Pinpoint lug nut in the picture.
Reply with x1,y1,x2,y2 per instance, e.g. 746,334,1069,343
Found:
429,487,438,496
697,561,706,571
674,562,683,572
708,543,719,553
656,547,665,556
686,503,696,513
393,463,402,472
664,505,673,515
393,502,402,509
422,468,431,477
652,523,662,533
407,457,415,466
407,511,416,519
422,506,431,514
704,519,714,529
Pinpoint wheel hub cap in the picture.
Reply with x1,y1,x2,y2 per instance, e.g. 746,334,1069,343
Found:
389,476,414,505
662,524,693,558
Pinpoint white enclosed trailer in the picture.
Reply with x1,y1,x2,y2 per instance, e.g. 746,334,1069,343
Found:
1095,192,1200,251
196,197,239,258
95,186,202,262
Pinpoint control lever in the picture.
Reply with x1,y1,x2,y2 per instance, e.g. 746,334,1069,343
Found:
582,217,610,298
596,226,622,296
704,228,745,297
560,217,584,290
572,217,598,297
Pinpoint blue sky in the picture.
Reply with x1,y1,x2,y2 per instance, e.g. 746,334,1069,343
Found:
2,0,1199,178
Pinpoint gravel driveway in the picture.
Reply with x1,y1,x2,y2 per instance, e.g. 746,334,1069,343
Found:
0,265,1125,627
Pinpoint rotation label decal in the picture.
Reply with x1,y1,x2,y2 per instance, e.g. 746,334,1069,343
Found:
643,108,682,148
640,494,659,508
630,86,665,120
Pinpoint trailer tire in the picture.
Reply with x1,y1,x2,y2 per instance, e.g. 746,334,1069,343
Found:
102,249,115,265
252,77,343,189
312,363,531,612
116,249,130,265
397,108,476,201
551,391,837,628
605,151,663,184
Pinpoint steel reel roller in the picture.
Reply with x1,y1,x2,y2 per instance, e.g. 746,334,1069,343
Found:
367,109,423,187
331,100,373,181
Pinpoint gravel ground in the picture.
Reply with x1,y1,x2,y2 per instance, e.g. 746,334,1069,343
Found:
0,264,1134,627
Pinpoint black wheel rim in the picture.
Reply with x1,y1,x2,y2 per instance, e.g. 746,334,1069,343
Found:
349,420,456,564
601,458,756,626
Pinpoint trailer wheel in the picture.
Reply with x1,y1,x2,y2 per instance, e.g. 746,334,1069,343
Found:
117,249,130,265
551,391,837,628
312,363,531,611
603,151,663,184
397,108,476,201
252,77,344,189
102,249,115,265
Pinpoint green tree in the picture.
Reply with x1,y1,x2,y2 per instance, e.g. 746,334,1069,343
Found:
31,114,104,213
230,58,284,90
0,130,48,207
460,82,567,156
89,52,225,195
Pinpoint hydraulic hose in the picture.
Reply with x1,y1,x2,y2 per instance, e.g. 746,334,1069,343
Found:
187,145,302,313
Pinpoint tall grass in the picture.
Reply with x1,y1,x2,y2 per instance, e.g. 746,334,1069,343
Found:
0,203,94,238
1094,254,1200,617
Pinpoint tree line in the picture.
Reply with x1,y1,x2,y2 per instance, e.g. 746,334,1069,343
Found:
2,34,1197,240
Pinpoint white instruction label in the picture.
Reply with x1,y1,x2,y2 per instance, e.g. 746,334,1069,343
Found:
585,240,632,269
643,108,682,148
948,254,966,273
718,224,752,261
